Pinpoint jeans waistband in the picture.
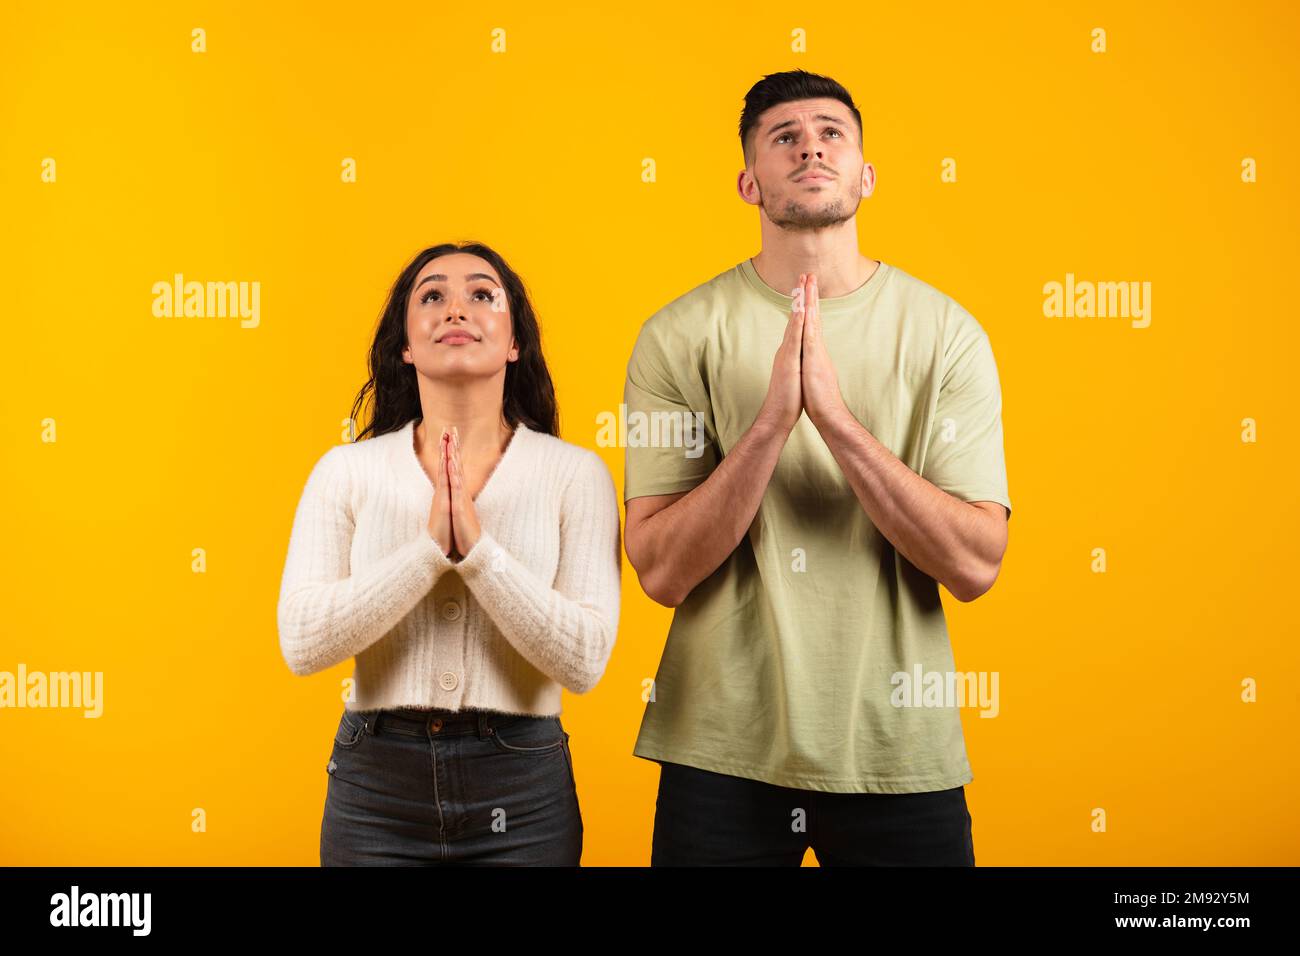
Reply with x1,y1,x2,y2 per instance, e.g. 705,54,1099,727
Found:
359,707,548,739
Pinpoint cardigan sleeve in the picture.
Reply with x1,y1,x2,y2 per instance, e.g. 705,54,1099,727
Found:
454,450,622,694
277,445,457,676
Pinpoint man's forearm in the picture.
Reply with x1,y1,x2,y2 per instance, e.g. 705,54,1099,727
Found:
815,407,1003,600
635,414,790,606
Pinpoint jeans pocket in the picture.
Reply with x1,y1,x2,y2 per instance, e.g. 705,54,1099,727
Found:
560,735,580,801
489,715,566,754
333,709,367,749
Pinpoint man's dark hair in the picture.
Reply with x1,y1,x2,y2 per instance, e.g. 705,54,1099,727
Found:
738,69,863,166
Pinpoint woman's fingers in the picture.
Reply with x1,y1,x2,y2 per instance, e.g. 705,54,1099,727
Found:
439,429,453,508
447,427,464,548
445,426,482,555
446,430,458,496
438,427,448,488
425,426,453,555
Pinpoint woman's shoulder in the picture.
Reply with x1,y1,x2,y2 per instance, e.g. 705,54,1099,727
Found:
519,426,606,465
518,426,615,486
304,421,406,484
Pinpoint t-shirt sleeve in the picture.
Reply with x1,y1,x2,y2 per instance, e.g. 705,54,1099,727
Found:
921,311,1012,520
621,314,719,501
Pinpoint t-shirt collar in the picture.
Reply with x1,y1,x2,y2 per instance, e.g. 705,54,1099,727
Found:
738,257,890,314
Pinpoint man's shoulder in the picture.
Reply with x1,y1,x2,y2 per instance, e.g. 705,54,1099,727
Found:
884,262,990,342
640,261,747,332
884,262,960,310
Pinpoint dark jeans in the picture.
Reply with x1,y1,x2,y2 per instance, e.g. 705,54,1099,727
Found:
320,706,582,865
650,760,975,866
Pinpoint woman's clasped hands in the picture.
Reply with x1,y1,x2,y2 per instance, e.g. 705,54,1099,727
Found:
427,426,483,560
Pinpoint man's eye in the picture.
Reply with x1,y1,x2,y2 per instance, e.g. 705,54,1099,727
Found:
776,129,841,145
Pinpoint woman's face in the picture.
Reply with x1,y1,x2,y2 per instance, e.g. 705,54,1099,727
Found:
402,252,518,381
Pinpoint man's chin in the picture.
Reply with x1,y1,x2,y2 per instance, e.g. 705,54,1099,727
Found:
769,201,853,231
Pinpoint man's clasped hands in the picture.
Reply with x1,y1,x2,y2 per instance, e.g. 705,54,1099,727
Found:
762,272,852,434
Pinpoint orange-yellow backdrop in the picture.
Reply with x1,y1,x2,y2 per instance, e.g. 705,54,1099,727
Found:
3,0,1298,866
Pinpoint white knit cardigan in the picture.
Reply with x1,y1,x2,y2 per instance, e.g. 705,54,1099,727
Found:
277,418,623,716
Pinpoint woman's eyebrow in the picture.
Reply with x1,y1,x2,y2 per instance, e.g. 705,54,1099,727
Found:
415,273,500,290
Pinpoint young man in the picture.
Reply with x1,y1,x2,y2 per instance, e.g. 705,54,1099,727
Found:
622,70,1012,866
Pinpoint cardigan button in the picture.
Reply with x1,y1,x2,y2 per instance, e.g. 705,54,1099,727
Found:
439,671,459,691
440,600,463,621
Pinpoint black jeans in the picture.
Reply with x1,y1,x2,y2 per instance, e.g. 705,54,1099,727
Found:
320,706,582,865
650,760,975,866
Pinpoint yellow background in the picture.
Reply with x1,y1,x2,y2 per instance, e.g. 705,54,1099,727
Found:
3,0,1297,865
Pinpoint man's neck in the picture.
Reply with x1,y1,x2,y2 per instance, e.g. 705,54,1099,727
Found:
752,218,877,299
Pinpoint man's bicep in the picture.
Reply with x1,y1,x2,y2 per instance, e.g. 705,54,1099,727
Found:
922,326,1012,519
969,500,1010,523
625,488,686,540
626,490,688,525
622,327,719,499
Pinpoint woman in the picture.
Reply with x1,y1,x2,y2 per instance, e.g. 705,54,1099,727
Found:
277,241,623,865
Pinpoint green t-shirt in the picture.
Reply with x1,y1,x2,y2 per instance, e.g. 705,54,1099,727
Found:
623,257,1012,793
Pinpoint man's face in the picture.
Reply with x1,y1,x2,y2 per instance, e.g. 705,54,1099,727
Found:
740,97,871,231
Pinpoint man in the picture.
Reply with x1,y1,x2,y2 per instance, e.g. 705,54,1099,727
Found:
622,69,1012,866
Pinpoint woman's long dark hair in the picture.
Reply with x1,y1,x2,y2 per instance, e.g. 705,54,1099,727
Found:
348,241,560,441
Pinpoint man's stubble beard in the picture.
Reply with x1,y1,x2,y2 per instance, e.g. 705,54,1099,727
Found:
758,173,863,232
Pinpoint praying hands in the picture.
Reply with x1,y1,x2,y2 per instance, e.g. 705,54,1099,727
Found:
426,425,484,559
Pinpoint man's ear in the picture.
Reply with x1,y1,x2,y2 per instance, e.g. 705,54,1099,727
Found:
861,162,876,198
737,169,759,206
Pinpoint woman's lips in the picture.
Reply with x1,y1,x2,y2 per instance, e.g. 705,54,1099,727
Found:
439,333,476,345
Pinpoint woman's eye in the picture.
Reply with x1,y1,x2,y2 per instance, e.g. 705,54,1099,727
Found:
420,288,495,304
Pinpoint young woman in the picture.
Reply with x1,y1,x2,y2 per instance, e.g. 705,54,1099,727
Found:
277,241,623,865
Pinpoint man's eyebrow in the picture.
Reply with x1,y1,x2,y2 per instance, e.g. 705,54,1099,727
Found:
766,114,848,137
415,272,500,289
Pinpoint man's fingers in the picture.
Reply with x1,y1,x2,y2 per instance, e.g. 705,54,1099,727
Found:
806,274,816,335
786,275,806,351
785,307,804,348
804,274,819,343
